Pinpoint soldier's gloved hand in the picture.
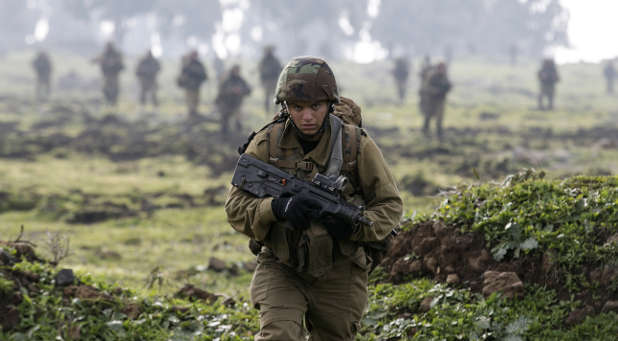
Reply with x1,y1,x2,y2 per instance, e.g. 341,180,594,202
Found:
321,214,358,240
271,193,323,230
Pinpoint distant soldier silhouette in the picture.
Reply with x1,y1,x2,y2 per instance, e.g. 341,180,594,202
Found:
212,55,225,83
93,42,124,105
419,62,452,140
135,50,161,106
177,50,207,116
419,55,432,83
215,64,251,134
32,51,52,101
258,45,282,114
537,58,559,110
392,57,410,104
603,60,615,94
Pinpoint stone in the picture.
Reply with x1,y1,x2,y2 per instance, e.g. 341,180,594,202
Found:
55,268,75,286
482,271,524,298
467,249,491,273
602,301,618,313
419,296,433,313
565,305,594,326
446,273,460,284
208,257,227,272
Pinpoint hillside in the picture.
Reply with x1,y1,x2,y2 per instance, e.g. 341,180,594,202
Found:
2,172,616,340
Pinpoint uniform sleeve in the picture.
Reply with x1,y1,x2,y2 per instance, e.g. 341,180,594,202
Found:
350,133,403,242
224,132,277,241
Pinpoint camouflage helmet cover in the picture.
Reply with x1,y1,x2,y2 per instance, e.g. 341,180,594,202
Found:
274,56,339,104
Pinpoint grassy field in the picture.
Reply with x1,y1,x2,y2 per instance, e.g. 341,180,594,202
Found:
0,49,616,305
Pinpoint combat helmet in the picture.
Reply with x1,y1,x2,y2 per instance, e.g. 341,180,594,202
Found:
274,56,339,104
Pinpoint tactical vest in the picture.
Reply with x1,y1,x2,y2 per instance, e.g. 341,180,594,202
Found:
261,114,370,278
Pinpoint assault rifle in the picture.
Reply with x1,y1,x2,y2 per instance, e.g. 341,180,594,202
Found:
231,153,372,227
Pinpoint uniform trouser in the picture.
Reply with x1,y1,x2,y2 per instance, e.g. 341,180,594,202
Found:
139,82,158,106
103,75,120,105
538,85,555,110
606,79,614,94
185,89,200,115
421,99,445,138
36,79,51,101
250,250,368,341
219,106,242,134
396,80,407,103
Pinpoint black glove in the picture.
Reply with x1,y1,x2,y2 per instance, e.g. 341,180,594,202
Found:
271,193,323,230
321,214,357,240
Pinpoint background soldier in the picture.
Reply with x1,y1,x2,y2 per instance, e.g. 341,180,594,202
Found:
93,42,124,105
537,58,559,110
225,56,402,340
135,50,161,106
603,59,615,94
419,61,452,140
392,56,410,104
177,50,207,116
32,50,52,101
258,45,282,114
215,64,251,134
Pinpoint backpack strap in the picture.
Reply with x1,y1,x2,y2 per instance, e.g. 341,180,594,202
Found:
325,114,343,178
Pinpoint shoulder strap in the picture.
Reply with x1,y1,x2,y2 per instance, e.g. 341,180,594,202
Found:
325,114,343,177
237,113,286,155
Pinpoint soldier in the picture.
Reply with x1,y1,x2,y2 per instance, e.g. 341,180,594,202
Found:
537,58,559,110
93,42,124,105
32,51,52,101
135,50,161,106
603,60,615,94
258,45,282,114
225,56,403,340
419,62,452,140
215,64,251,134
392,57,410,104
177,50,207,116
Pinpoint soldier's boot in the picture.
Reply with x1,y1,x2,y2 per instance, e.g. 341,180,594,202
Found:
548,95,554,111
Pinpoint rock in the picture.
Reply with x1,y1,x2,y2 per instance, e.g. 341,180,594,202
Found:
208,257,227,272
423,256,438,274
55,268,75,286
446,274,460,284
413,237,438,256
602,301,618,313
482,271,524,298
467,249,491,273
122,303,142,319
419,297,433,313
565,305,594,326
175,284,218,303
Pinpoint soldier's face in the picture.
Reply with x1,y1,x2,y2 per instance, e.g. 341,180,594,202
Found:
288,100,329,135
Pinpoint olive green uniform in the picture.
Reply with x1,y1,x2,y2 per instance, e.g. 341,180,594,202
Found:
95,45,124,105
135,52,161,106
392,57,410,104
215,69,251,134
32,51,52,101
537,59,559,110
225,117,402,340
177,55,207,115
419,66,451,139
